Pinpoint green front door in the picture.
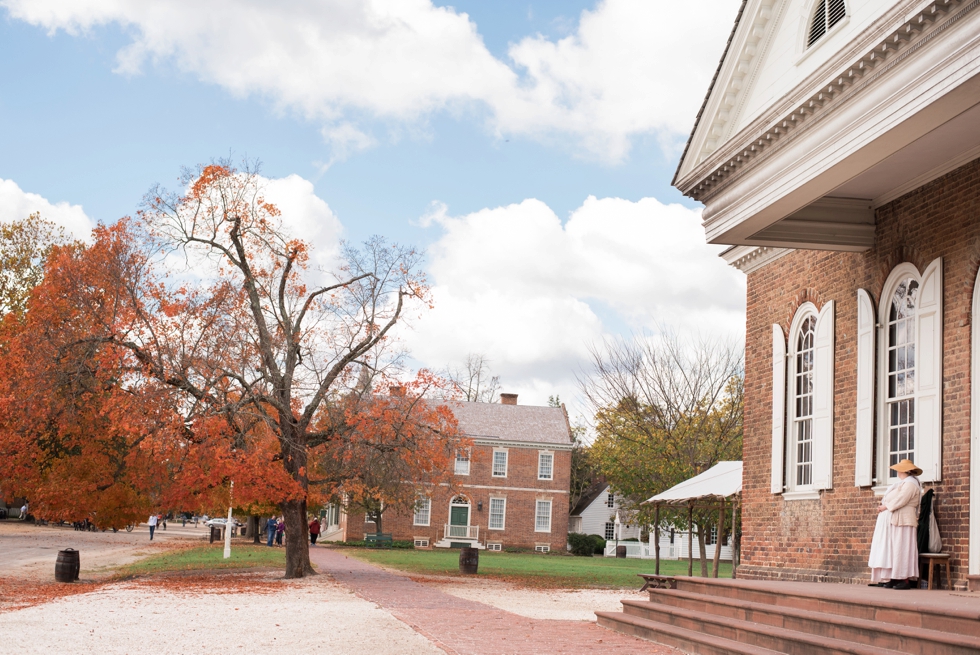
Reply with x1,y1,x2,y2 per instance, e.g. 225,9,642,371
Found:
450,505,469,526
449,505,469,538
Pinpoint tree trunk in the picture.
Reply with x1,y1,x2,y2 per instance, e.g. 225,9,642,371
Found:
712,502,724,578
374,509,383,534
282,499,315,578
697,522,708,577
248,515,260,544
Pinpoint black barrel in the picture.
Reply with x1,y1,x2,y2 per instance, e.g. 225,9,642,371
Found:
55,548,80,582
459,546,479,574
615,545,627,559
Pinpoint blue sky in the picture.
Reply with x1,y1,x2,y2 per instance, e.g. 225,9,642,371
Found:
0,0,745,417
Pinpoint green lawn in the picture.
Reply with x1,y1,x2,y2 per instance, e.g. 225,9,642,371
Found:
344,548,732,589
119,544,285,576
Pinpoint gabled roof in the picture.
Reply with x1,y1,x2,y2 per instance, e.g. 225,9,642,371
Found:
570,480,609,517
448,401,573,447
671,0,748,187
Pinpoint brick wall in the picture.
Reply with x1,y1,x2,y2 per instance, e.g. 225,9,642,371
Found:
345,443,571,550
740,156,980,586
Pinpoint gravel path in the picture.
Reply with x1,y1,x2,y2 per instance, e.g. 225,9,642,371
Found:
0,575,442,655
433,580,648,621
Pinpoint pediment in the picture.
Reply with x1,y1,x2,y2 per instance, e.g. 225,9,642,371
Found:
676,0,892,183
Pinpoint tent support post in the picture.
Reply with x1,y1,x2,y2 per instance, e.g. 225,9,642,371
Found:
712,500,724,578
654,504,661,576
687,503,693,577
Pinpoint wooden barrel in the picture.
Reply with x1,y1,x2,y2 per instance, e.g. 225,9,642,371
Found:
459,546,479,574
55,548,79,583
615,545,627,559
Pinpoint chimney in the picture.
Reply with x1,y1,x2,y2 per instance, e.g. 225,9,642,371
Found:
390,386,406,397
500,393,518,405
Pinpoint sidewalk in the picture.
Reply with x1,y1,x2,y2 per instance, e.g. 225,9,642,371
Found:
309,548,679,655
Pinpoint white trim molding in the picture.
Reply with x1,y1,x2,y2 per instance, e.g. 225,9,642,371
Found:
723,245,793,273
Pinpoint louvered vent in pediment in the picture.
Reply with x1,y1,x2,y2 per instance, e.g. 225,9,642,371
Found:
807,0,846,48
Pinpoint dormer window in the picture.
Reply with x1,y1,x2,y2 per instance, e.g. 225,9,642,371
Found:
807,0,846,48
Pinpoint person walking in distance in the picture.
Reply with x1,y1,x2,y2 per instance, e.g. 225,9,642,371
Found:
275,517,285,546
148,513,158,540
266,516,277,547
309,517,321,546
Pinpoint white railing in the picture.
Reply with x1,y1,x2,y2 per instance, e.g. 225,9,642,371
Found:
444,524,479,540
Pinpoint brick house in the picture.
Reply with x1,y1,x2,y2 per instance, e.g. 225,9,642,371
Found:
672,0,980,588
341,393,573,551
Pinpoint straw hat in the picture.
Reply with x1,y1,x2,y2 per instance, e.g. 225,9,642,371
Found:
889,459,923,476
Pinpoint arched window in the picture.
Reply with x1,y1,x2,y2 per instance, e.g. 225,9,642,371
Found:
807,0,846,48
886,276,919,476
862,259,942,486
771,300,835,497
793,315,816,487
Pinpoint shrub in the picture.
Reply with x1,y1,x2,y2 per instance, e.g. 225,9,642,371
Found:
567,533,595,557
589,534,606,554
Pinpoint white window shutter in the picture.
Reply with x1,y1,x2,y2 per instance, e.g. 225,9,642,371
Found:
916,257,943,482
772,324,787,494
855,290,875,487
812,301,835,490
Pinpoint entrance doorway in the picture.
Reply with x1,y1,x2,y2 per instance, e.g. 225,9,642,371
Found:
449,496,470,538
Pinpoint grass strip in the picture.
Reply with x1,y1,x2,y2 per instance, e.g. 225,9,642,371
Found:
118,543,285,576
343,548,732,589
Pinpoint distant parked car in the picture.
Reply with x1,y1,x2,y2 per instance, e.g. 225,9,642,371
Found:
204,518,243,529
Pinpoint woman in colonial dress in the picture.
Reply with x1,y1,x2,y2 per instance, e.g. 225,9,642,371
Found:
868,459,922,589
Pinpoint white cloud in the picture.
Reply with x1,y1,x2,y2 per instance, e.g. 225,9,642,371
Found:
261,174,344,272
0,0,739,162
0,178,95,238
407,195,745,408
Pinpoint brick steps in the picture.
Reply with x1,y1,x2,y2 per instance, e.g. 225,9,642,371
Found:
678,577,980,637
595,611,786,655
596,577,980,655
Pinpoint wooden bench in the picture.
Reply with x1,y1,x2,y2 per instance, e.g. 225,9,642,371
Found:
920,553,952,590
365,533,393,548
638,574,677,592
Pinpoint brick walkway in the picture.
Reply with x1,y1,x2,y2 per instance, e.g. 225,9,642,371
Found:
309,548,680,655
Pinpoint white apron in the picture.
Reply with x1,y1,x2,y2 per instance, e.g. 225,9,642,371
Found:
868,508,894,583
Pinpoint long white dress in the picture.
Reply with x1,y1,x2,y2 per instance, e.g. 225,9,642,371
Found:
868,482,898,583
889,477,922,580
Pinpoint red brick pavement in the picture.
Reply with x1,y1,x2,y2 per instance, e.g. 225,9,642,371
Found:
309,548,680,655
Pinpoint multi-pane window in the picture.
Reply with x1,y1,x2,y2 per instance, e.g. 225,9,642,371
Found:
492,450,508,477
794,316,816,487
488,498,506,530
535,500,552,532
887,278,918,477
538,452,554,480
807,0,846,48
606,492,615,508
413,497,431,526
604,522,615,540
454,450,470,476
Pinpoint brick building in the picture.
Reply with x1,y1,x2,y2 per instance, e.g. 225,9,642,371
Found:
672,0,980,588
341,393,573,552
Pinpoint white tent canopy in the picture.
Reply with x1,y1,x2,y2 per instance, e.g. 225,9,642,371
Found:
644,461,742,506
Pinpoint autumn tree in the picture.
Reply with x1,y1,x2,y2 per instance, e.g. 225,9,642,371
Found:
0,224,182,528
314,375,466,533
580,332,743,574
0,213,71,318
85,161,430,578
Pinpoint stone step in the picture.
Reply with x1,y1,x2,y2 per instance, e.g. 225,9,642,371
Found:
595,611,787,655
605,601,905,655
672,578,980,638
632,593,980,655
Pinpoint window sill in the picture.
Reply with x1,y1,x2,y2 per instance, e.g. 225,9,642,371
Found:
872,485,890,498
488,526,505,531
538,477,553,482
534,529,551,533
781,489,820,501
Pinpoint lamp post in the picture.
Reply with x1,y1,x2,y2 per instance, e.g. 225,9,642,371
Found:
614,511,621,554
223,481,234,559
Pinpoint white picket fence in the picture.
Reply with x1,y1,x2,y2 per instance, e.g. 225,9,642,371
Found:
603,535,732,560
